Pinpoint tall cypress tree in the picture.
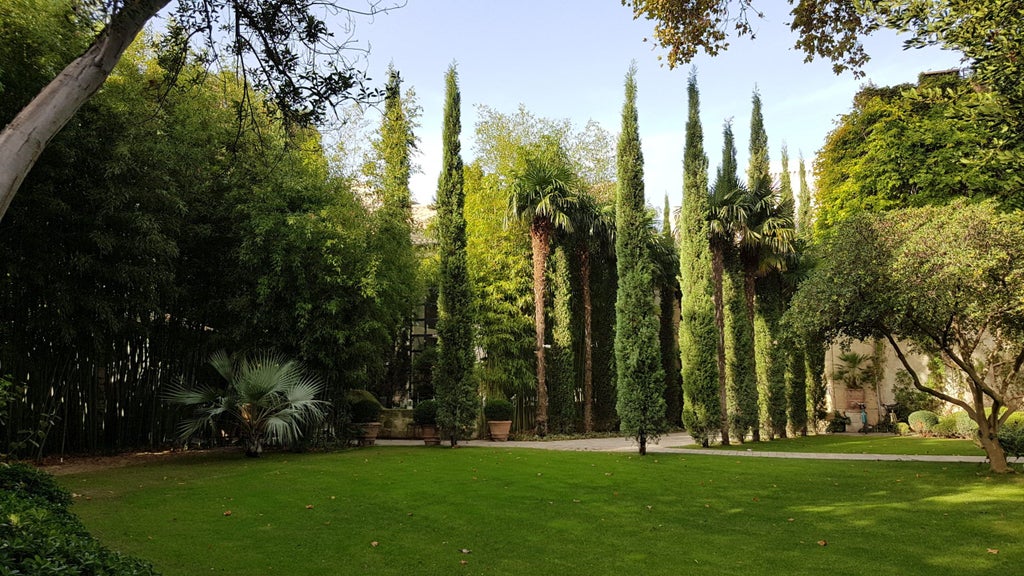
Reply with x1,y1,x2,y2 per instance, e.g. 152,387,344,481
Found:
368,66,420,401
614,65,666,455
718,123,758,442
780,146,808,436
658,194,682,427
679,70,719,447
798,155,827,428
549,246,577,434
433,64,477,446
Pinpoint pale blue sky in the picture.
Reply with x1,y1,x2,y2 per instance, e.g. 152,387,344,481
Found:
346,1,962,208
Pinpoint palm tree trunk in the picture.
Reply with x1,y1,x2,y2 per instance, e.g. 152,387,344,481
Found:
531,222,552,437
580,246,594,433
711,244,730,446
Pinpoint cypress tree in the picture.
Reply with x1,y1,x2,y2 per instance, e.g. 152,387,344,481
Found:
780,146,808,436
678,70,719,447
368,65,420,401
718,123,758,442
798,155,828,427
614,65,667,455
549,246,577,434
433,64,477,446
658,194,682,427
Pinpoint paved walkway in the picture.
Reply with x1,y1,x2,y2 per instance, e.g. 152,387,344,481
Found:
375,432,1021,464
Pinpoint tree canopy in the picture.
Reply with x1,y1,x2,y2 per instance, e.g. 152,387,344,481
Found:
788,200,1024,472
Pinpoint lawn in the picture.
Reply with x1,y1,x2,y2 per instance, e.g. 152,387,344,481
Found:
60,447,1022,576
682,434,987,456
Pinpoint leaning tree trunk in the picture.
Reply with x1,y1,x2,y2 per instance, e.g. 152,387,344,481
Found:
711,244,730,446
0,0,171,222
579,246,594,433
531,221,552,437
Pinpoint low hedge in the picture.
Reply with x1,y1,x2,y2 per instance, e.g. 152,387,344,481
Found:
998,413,1024,459
0,463,158,575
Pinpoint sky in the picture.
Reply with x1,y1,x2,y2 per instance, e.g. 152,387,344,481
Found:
331,0,963,208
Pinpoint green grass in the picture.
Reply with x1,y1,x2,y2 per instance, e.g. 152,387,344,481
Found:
60,447,1023,576
682,434,986,456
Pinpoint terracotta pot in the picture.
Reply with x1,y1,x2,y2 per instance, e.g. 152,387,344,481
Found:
487,420,512,441
420,424,441,446
357,422,382,446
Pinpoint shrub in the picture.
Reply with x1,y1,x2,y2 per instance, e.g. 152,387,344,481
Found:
0,463,72,509
484,398,513,421
896,422,911,436
998,413,1024,459
825,410,851,433
954,411,979,439
0,467,158,575
347,390,383,423
413,399,438,426
908,410,939,434
892,370,942,422
931,414,958,438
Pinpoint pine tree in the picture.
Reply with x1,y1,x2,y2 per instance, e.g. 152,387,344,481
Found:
614,65,667,455
678,70,719,447
433,64,477,446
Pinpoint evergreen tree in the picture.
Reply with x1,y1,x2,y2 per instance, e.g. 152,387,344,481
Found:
797,154,814,237
678,70,719,447
549,246,577,433
433,64,477,446
798,155,827,428
614,65,667,455
658,195,682,427
366,66,421,400
780,146,808,436
715,122,758,442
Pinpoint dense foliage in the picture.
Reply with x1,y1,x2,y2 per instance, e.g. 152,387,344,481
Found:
433,65,478,446
788,201,1024,472
0,463,157,574
678,71,719,447
613,66,667,455
0,7,419,455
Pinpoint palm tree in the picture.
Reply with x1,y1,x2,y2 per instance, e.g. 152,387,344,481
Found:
507,142,579,437
835,351,872,390
706,122,745,446
166,351,329,457
568,194,614,433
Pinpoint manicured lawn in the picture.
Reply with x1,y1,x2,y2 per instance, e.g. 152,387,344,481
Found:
683,434,986,456
61,447,1022,576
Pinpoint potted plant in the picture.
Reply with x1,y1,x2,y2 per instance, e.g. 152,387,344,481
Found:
484,398,513,441
413,399,440,445
347,390,383,446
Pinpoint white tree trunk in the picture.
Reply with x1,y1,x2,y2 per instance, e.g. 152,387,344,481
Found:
0,0,170,222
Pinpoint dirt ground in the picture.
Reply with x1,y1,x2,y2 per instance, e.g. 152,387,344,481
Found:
35,448,228,476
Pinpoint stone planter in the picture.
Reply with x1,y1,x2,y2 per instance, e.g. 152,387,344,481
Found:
356,422,382,446
420,424,441,446
487,420,512,441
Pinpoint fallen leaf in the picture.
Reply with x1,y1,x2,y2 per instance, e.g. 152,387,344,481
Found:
987,549,999,555
306,505,314,509
817,540,827,547
460,560,468,565
371,541,379,547
223,510,232,517
460,548,472,554
752,497,760,502
788,518,795,522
